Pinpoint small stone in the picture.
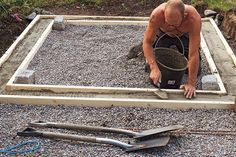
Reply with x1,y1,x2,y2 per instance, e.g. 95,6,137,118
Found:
53,16,66,31
14,69,35,84
204,9,218,17
34,8,43,14
41,10,53,15
201,74,219,90
26,12,37,21
34,8,53,15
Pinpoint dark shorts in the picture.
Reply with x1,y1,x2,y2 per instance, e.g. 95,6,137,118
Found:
152,30,201,75
153,30,190,59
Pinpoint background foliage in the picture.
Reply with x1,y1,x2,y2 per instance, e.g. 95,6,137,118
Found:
191,0,236,11
0,0,235,18
0,0,103,17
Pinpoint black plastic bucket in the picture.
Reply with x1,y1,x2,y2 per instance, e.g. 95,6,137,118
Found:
154,47,188,89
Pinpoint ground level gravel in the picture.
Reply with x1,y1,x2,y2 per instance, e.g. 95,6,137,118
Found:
28,24,211,90
0,18,231,157
1,104,236,157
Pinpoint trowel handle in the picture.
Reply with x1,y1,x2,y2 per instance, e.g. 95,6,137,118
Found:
29,121,137,137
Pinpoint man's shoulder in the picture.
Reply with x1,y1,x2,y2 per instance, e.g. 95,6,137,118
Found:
185,5,201,18
150,3,166,21
184,5,201,25
184,5,201,33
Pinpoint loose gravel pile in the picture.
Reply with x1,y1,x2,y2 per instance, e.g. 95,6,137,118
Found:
0,104,236,156
28,24,211,89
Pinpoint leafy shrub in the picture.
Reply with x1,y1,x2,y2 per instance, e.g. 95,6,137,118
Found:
0,0,77,17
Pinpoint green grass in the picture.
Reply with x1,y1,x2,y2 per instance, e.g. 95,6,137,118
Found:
191,0,236,11
0,0,105,18
0,0,77,17
1,0,235,18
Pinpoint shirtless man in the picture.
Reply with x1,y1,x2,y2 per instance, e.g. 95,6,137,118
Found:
143,0,201,99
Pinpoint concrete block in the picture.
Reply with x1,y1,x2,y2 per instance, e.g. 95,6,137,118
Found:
14,69,35,84
201,74,219,90
53,16,65,31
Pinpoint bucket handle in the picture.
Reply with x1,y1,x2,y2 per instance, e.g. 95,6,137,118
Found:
154,33,185,56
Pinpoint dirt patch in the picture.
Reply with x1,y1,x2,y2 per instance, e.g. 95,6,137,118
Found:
0,17,28,57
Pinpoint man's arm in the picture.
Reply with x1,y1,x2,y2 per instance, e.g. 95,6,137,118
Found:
183,9,202,98
143,11,163,85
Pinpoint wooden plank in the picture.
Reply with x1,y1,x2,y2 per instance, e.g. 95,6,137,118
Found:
0,16,234,108
215,61,236,76
222,75,236,95
0,95,234,109
200,33,227,93
0,15,40,67
6,84,226,95
202,20,236,77
208,18,236,66
6,20,54,85
200,33,218,73
4,18,226,95
202,19,236,77
67,20,148,26
39,15,150,21
202,21,231,62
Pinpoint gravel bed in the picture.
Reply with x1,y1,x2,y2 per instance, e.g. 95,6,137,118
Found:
28,24,211,90
1,23,224,156
1,104,236,156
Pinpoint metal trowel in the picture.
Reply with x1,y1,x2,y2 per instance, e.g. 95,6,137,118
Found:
152,82,168,99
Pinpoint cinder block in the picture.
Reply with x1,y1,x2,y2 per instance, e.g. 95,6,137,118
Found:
14,69,35,84
53,16,65,31
201,74,219,90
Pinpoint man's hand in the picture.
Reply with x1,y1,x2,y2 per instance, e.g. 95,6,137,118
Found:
180,84,196,99
150,68,162,85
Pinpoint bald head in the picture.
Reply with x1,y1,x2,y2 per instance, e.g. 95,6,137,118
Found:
164,0,185,28
166,0,185,18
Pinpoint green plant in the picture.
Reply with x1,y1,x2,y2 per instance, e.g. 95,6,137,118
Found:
191,0,236,11
0,0,78,18
0,2,8,15
80,0,103,6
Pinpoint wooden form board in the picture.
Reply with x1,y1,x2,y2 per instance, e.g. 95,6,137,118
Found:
202,18,236,96
6,20,54,85
0,95,235,109
5,16,226,95
200,33,226,93
0,15,235,109
207,18,236,66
